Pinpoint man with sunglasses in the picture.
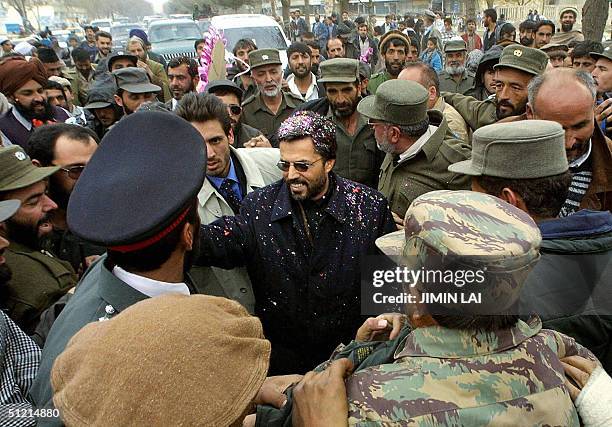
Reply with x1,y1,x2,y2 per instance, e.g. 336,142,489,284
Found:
166,56,199,112
206,80,269,148
0,145,77,335
195,111,396,375
26,124,104,274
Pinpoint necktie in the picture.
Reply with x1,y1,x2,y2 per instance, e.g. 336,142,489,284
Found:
220,179,242,214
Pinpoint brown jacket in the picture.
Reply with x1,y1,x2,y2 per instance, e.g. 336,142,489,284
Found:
500,114,612,212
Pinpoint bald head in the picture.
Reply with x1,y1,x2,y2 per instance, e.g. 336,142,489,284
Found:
399,63,439,109
527,68,596,162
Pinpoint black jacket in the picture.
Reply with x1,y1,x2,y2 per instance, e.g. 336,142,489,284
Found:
520,210,612,373
197,173,396,374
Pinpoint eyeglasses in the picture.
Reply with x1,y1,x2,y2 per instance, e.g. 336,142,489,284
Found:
276,158,323,172
59,165,85,180
225,104,242,115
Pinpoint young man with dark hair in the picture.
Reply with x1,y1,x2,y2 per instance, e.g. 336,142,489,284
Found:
519,19,537,47
30,112,207,423
80,25,97,61
285,42,322,102
175,92,280,311
37,47,64,77
48,76,86,126
229,38,258,99
166,56,199,110
305,40,323,76
356,21,379,67
440,17,456,46
461,18,482,52
534,20,555,49
194,38,206,58
482,8,498,51
112,67,161,115
94,31,113,63
571,40,604,72
70,47,96,107
25,124,103,273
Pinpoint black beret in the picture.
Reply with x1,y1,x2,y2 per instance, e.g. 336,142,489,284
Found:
67,112,206,248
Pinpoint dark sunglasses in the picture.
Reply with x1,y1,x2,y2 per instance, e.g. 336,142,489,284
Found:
276,158,323,172
60,165,85,180
226,104,242,115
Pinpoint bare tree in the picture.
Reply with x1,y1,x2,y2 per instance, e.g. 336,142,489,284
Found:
5,0,31,30
582,0,610,42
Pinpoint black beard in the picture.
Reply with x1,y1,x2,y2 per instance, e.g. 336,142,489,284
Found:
5,218,45,250
311,63,319,76
14,99,54,121
49,178,71,211
561,23,573,32
520,37,533,46
495,99,527,120
331,95,360,119
292,66,311,79
385,60,404,77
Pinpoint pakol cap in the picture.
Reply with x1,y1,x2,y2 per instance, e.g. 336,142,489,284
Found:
448,120,568,178
51,294,271,426
376,190,542,313
444,39,467,53
0,146,59,192
112,67,161,93
357,79,428,126
493,44,549,76
379,30,411,53
248,48,282,69
318,58,360,83
67,112,206,249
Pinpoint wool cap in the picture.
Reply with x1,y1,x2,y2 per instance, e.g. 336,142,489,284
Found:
51,294,271,426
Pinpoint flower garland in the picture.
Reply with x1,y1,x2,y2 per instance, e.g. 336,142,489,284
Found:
360,47,373,64
197,26,227,93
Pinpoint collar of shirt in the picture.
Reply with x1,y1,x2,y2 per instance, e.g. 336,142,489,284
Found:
286,73,319,102
11,107,32,130
112,265,190,298
207,156,242,199
395,316,542,359
171,98,178,111
569,139,592,169
398,125,437,162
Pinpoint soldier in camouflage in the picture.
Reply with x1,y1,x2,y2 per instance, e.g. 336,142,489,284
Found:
256,190,601,426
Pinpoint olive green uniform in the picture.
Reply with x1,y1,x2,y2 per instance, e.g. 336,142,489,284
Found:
367,71,393,95
438,70,475,95
378,111,472,217
330,110,384,189
443,91,497,132
2,241,77,334
241,91,303,144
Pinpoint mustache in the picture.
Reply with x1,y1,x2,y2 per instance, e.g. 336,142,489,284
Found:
287,178,308,186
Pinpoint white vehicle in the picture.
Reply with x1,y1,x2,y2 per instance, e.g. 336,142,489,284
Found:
90,19,112,33
210,14,290,69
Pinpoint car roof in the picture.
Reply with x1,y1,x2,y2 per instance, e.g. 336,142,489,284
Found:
149,19,198,27
211,14,279,29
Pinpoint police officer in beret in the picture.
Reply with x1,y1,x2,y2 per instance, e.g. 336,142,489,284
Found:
240,49,304,146
30,112,207,424
443,44,549,131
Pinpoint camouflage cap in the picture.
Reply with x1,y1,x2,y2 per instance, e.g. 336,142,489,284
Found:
448,120,568,179
357,79,428,126
376,190,542,312
0,146,59,192
318,58,360,84
248,49,282,70
493,44,549,76
444,39,467,53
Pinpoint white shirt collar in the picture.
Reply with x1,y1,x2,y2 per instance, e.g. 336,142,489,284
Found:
171,98,178,111
286,73,319,102
399,125,437,162
568,139,592,168
112,265,190,298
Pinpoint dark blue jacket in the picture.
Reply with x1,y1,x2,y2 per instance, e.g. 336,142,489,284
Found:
521,210,612,373
197,173,396,374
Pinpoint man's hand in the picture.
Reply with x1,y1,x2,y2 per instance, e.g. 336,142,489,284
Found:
595,98,612,127
561,355,598,401
392,212,404,230
244,135,272,148
355,313,407,342
292,359,353,427
137,60,153,77
253,374,304,409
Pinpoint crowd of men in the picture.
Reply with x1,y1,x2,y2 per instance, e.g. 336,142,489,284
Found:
0,5,611,427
